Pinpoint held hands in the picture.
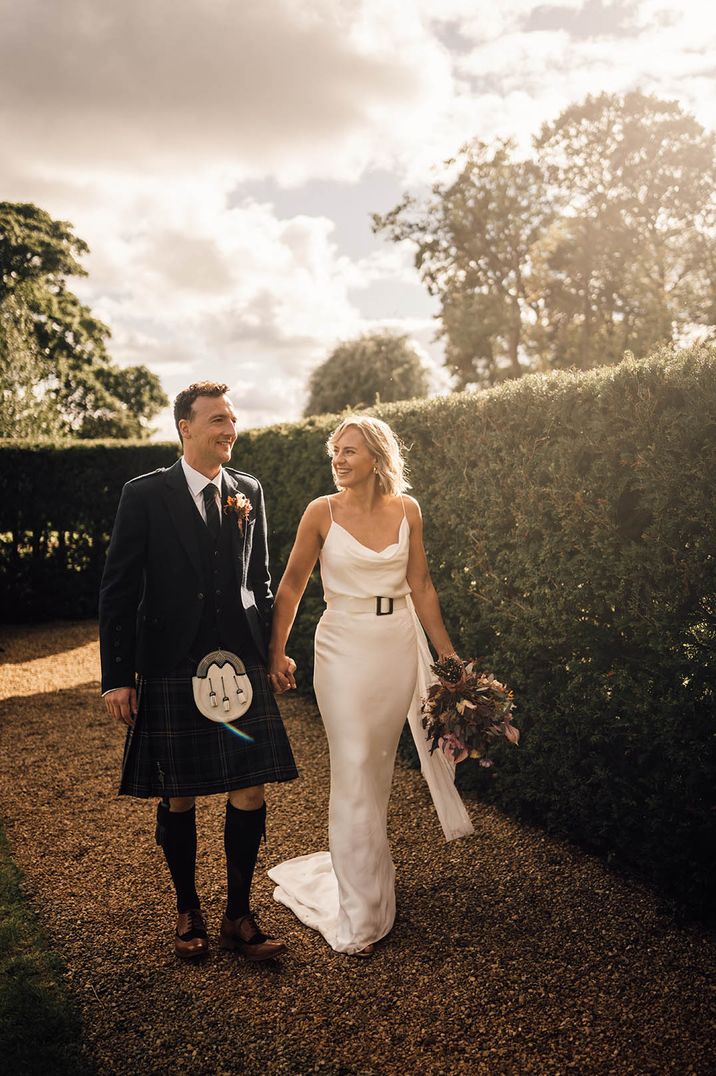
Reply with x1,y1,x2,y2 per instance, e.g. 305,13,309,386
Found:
103,686,138,727
268,654,297,694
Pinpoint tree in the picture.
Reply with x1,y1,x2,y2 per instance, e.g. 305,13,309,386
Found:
532,91,716,369
304,330,429,416
375,94,716,386
694,242,716,339
0,291,63,439
374,139,554,387
0,202,88,299
0,202,167,438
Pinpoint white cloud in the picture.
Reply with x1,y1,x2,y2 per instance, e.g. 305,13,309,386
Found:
69,185,368,425
0,0,455,186
0,0,713,434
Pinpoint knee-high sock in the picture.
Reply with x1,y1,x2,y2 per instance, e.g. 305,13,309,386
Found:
224,800,266,920
155,801,200,913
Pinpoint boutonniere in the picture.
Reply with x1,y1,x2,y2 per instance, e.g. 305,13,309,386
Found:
223,492,252,533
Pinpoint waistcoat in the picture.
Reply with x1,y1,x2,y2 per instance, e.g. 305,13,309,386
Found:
187,508,256,661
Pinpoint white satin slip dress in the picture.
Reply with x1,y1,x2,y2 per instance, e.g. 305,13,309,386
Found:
268,496,473,955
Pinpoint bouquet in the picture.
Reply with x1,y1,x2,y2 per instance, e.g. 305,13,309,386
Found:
421,656,519,766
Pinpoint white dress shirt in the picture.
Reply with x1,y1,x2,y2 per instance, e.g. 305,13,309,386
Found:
181,457,223,527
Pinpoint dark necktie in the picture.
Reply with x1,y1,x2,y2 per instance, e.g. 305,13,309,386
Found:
202,484,221,543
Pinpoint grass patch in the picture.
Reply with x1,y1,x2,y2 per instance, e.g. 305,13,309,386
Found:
0,820,93,1075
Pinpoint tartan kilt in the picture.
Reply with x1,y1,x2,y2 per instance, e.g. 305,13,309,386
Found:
118,658,299,798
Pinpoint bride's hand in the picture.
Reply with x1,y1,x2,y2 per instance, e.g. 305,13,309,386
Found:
438,650,461,663
268,654,297,694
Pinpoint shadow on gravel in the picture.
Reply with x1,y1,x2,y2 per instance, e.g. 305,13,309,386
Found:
0,620,98,664
0,819,95,1076
0,630,715,1075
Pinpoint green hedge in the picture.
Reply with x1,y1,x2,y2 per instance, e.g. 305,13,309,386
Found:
0,443,180,617
234,344,716,916
1,344,714,914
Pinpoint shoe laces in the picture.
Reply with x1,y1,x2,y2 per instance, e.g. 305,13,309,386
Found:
178,909,206,938
239,913,268,944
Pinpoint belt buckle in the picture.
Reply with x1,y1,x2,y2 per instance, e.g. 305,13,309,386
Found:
376,596,394,616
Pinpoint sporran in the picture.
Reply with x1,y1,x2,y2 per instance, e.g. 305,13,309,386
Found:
192,649,253,723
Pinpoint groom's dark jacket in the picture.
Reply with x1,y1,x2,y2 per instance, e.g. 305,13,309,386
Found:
99,459,273,693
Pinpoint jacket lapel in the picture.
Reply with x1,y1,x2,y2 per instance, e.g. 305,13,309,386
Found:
222,471,251,589
162,459,205,581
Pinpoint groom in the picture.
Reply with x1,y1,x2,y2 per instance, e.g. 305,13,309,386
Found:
99,381,298,961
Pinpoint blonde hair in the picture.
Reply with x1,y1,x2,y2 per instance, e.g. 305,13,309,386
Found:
326,415,411,496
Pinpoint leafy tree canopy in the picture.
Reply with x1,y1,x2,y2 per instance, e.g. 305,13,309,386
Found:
374,92,716,388
0,202,167,439
304,330,429,416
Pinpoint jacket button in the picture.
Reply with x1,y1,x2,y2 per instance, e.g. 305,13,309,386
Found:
197,592,204,600
115,625,122,632
115,656,123,663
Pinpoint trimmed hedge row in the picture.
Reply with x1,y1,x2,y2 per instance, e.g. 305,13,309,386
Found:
234,345,716,917
1,344,714,915
0,442,180,617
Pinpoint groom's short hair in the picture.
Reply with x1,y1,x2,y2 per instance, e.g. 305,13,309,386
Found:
174,381,230,442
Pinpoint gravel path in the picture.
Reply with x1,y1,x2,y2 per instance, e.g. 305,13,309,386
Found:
0,621,713,1075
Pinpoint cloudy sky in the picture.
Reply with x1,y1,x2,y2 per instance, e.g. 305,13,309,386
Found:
1,0,713,436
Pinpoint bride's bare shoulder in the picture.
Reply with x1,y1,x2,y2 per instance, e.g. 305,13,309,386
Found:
400,494,422,522
303,496,329,514
302,497,333,531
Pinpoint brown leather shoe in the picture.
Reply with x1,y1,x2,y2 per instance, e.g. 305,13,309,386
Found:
219,912,287,961
175,909,209,960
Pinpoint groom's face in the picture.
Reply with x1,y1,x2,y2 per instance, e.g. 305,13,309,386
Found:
181,393,237,472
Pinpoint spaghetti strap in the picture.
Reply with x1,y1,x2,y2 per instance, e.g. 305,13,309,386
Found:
325,495,334,522
399,495,407,520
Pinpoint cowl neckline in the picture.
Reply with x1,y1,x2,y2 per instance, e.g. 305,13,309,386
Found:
326,516,408,556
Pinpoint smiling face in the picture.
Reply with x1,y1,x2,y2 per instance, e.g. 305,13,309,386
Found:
179,392,237,476
330,425,378,490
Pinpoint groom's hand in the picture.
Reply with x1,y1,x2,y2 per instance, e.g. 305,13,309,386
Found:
269,656,297,694
103,686,138,727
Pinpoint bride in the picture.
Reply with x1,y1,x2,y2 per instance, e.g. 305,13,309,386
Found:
267,416,473,957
